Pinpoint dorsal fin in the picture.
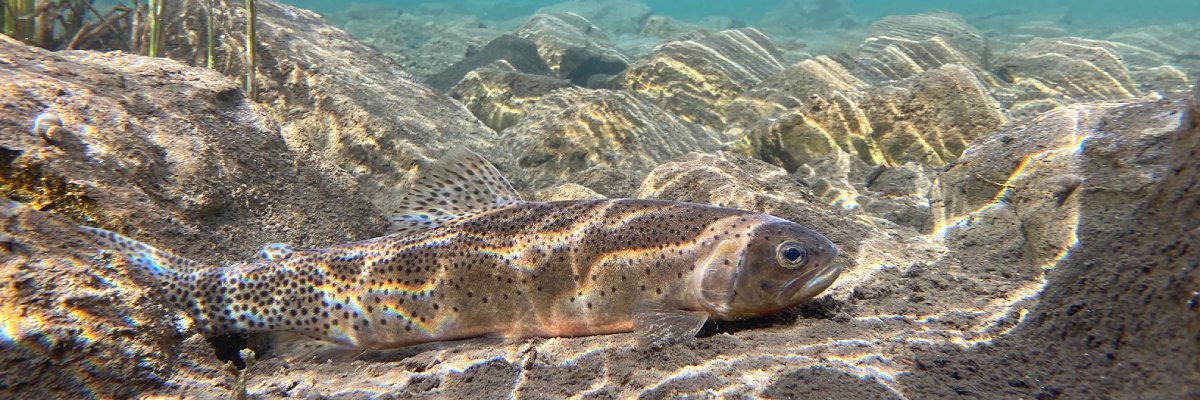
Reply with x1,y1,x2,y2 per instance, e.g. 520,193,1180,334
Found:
258,243,296,261
388,147,523,234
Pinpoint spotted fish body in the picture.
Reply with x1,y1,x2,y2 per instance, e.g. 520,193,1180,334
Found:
82,149,841,350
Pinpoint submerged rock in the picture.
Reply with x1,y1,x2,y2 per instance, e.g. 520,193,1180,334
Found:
0,35,383,397
857,12,996,86
617,28,786,127
741,64,1005,173
535,0,652,36
515,13,630,86
501,88,725,195
0,198,226,398
995,37,1142,102
450,61,573,132
932,96,1182,273
426,34,554,92
161,0,502,215
906,86,1199,400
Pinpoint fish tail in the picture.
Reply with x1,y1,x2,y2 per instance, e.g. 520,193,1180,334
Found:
78,226,206,277
79,226,333,339
78,226,232,334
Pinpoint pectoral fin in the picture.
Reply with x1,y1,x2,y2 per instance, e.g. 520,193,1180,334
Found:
632,300,709,347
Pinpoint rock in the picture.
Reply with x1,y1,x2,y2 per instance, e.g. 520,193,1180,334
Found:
617,28,786,127
1130,65,1192,94
0,36,384,259
907,85,1199,399
515,13,630,86
0,198,226,398
857,13,997,86
742,64,1006,173
932,96,1182,273
639,15,740,39
532,183,606,201
160,0,503,215
426,34,554,92
536,0,652,36
501,88,725,195
736,55,875,110
450,61,573,132
994,37,1142,102
859,64,1008,166
0,35,383,397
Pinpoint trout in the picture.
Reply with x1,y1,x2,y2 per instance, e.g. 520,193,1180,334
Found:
80,149,841,350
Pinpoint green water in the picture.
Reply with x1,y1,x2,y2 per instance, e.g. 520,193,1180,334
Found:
280,0,1200,27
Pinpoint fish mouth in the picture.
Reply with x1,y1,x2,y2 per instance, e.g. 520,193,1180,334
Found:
777,261,844,305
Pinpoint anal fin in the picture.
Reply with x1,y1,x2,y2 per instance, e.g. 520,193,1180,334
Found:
632,300,710,348
266,332,362,363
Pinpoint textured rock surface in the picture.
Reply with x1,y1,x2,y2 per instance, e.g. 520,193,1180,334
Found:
0,36,384,260
932,97,1181,275
535,0,652,36
426,34,554,92
902,89,1199,399
740,64,1006,173
860,65,1008,166
617,28,786,127
0,199,226,398
515,13,630,86
1004,87,1199,398
161,0,502,214
0,36,382,397
639,15,743,39
450,62,573,132
857,12,996,85
501,88,725,195
995,37,1143,103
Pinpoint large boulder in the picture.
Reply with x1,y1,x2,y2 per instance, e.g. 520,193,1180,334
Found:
995,37,1142,102
856,13,997,86
426,34,554,92
500,88,726,195
0,35,383,397
740,64,1006,172
904,87,1199,399
932,96,1182,279
159,0,502,214
515,13,630,86
616,28,786,127
535,0,653,36
449,61,573,132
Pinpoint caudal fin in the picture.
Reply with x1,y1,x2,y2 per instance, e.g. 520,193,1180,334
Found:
77,226,208,277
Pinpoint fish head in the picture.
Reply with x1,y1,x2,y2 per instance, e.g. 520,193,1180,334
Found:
698,218,841,320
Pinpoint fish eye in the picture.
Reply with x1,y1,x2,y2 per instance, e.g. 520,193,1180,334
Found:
775,241,807,269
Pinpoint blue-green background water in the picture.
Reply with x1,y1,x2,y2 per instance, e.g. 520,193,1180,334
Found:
280,0,1200,26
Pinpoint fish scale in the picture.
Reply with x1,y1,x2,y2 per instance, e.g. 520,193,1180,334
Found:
81,148,842,351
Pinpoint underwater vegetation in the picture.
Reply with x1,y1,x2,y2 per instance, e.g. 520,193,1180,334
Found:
1,0,258,93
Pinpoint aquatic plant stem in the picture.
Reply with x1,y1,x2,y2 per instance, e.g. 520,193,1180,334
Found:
245,0,257,101
2,0,35,40
205,0,214,69
146,0,163,57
